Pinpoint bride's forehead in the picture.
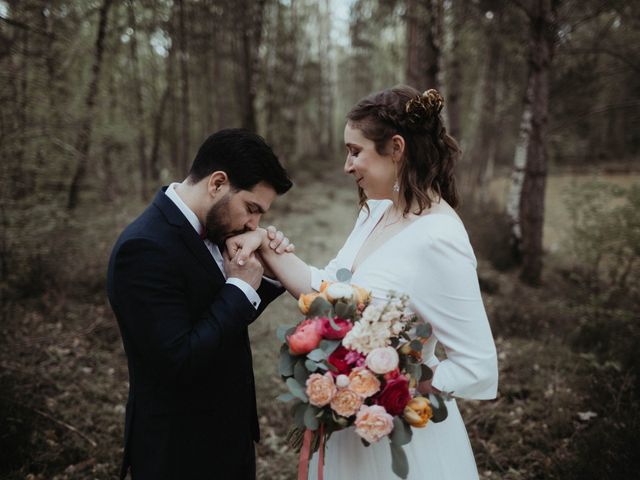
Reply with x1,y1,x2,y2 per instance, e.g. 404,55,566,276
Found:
344,124,368,144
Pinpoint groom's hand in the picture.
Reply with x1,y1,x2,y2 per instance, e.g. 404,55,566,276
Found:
224,250,264,290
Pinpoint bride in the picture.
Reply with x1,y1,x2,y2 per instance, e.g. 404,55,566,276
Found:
230,85,498,479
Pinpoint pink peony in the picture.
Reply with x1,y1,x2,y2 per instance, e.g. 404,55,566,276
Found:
354,405,394,443
319,317,353,340
287,319,322,355
366,347,400,374
306,372,337,407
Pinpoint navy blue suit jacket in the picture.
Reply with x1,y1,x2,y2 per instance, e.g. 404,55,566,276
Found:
107,188,283,479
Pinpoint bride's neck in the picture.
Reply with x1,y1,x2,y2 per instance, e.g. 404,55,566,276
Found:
391,188,441,217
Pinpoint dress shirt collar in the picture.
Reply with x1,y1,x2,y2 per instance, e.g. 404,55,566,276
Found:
165,182,204,236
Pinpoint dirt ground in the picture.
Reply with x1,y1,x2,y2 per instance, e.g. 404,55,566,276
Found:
1,169,634,479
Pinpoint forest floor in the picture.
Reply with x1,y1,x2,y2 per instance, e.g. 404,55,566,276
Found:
1,169,637,479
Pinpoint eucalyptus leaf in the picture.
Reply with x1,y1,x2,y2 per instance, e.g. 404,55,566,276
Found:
390,442,409,479
420,364,433,382
409,339,423,351
307,348,327,362
336,268,352,283
279,344,296,377
415,323,432,339
305,359,319,372
286,377,308,402
277,392,296,403
317,362,330,371
308,296,332,317
304,404,320,430
335,301,356,320
328,315,342,331
319,339,341,355
293,402,307,427
428,392,449,423
276,324,297,343
294,360,310,386
390,417,412,446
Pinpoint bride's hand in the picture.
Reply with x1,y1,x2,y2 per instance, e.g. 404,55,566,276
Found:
226,227,294,265
266,225,295,254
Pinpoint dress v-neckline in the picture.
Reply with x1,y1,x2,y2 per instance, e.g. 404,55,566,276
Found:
349,208,463,275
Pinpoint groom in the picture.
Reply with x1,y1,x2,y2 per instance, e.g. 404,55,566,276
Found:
107,129,292,479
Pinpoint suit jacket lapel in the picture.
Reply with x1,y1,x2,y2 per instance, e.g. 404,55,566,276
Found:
153,188,226,285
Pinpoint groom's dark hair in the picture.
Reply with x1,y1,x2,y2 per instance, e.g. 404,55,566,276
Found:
188,128,292,194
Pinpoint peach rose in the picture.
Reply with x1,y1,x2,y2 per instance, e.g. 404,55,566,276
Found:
353,285,371,305
348,367,381,398
305,372,337,407
366,347,399,374
354,405,394,443
298,292,324,315
319,281,331,293
403,396,432,428
330,388,362,417
287,318,322,355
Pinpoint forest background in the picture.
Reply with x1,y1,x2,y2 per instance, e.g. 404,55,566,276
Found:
1,0,639,479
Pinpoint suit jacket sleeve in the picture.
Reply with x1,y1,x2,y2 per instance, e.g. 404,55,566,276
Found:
112,237,261,385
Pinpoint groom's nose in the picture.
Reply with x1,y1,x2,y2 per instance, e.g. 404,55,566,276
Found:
246,214,260,231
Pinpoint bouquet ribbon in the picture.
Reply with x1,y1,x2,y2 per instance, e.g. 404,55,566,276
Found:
297,424,325,480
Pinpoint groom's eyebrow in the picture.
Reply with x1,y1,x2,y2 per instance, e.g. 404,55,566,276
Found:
249,201,266,214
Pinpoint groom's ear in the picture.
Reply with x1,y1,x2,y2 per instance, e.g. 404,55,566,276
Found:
207,171,228,197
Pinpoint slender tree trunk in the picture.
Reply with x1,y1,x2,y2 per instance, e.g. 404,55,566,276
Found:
177,0,191,173
406,0,442,90
468,18,502,201
446,0,464,142
509,0,558,285
318,0,333,156
127,0,148,199
149,85,170,183
67,0,113,210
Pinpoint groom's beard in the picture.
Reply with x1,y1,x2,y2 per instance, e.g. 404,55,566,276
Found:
204,193,246,246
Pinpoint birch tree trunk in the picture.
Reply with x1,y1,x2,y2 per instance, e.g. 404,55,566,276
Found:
67,0,113,210
508,0,558,284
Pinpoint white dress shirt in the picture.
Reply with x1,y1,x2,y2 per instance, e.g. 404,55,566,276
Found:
165,182,261,310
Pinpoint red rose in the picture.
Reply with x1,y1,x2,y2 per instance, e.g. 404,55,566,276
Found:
374,376,412,416
328,346,353,375
383,368,401,382
319,317,353,340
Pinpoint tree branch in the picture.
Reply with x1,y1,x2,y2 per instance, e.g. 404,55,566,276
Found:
0,15,54,38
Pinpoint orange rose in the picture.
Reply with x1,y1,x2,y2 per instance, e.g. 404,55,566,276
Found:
403,396,432,428
298,292,322,315
330,389,362,417
319,281,331,293
348,367,381,398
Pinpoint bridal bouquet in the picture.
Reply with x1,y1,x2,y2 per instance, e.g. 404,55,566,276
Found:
276,269,449,479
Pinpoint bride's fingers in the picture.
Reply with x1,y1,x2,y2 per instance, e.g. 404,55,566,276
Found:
275,236,290,254
285,243,295,253
270,230,284,249
266,225,277,240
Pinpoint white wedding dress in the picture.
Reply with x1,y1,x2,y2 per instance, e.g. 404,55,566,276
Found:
308,200,498,480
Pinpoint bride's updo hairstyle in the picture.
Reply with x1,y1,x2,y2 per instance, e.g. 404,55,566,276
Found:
346,85,460,214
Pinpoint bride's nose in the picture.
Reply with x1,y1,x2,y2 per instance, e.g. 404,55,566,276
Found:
344,155,354,175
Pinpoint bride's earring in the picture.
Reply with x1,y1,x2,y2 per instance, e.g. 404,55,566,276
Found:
393,163,400,193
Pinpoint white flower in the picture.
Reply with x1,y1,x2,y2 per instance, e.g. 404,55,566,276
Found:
336,374,350,389
366,347,399,374
325,283,355,303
